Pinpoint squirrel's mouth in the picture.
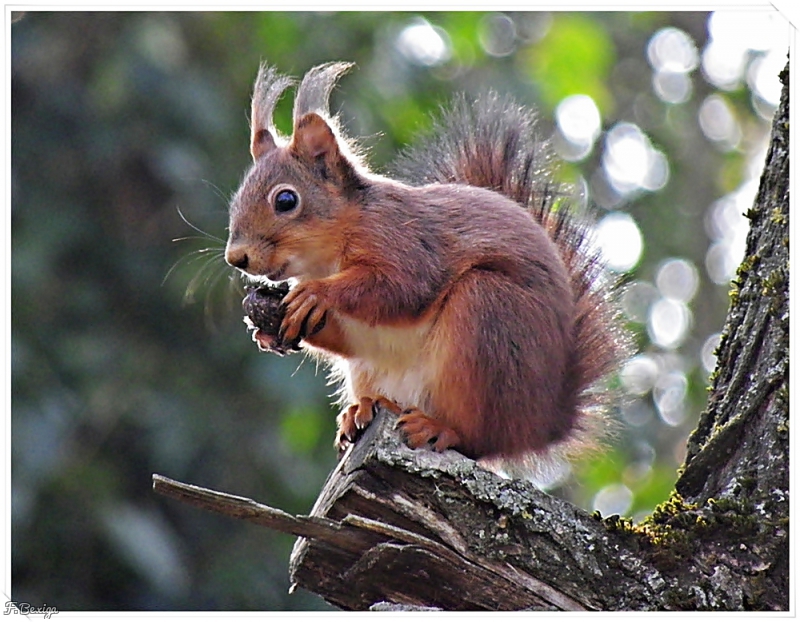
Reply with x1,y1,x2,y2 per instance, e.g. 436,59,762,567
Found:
237,261,291,285
244,258,290,283
265,263,289,281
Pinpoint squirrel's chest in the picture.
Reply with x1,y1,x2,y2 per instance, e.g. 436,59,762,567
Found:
335,314,437,407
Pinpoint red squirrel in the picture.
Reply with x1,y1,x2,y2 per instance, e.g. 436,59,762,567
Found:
225,62,629,480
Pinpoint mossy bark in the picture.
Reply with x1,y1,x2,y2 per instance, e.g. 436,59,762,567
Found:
671,59,790,609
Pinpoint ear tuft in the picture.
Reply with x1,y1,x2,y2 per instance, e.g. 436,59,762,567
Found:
292,62,354,122
249,63,294,160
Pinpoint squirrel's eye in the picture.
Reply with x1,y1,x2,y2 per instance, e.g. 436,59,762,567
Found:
274,189,299,213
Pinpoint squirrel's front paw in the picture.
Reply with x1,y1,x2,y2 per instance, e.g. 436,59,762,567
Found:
279,282,329,345
397,409,461,452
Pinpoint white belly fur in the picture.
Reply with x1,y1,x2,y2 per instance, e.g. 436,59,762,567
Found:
335,314,436,411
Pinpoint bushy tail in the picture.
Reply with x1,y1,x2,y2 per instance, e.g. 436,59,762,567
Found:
391,93,630,473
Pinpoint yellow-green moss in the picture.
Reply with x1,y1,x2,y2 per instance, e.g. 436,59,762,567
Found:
769,207,787,226
599,490,769,574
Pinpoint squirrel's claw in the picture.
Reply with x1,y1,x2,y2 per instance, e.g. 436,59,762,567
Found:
335,398,373,452
397,409,461,452
335,395,403,452
335,403,359,452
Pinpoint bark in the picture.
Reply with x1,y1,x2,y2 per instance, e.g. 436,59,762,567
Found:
671,58,790,608
152,61,789,611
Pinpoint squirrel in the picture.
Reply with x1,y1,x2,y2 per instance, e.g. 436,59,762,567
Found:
224,62,630,481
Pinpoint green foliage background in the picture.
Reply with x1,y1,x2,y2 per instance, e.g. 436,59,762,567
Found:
10,11,779,611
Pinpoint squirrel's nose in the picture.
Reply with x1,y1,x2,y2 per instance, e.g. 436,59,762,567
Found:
225,244,249,271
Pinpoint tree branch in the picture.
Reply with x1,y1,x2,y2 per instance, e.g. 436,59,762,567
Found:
155,409,675,611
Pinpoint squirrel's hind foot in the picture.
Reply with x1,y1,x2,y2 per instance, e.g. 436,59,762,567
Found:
335,395,402,452
396,409,461,453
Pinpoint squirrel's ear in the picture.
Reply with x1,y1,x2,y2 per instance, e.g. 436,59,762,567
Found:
291,112,342,161
251,127,278,160
248,63,293,161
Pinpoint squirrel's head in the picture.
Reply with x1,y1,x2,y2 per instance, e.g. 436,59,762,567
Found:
225,62,366,282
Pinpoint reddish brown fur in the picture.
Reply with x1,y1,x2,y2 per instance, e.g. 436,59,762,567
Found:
225,63,628,466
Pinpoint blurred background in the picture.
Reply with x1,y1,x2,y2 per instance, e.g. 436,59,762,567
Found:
10,10,790,611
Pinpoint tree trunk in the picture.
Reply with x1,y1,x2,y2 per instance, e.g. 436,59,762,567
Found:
153,60,789,611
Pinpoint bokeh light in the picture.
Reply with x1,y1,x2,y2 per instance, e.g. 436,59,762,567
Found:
478,13,517,57
620,354,660,396
647,27,699,74
747,47,787,107
646,27,698,104
701,333,722,375
653,370,689,427
655,258,699,303
593,483,634,516
593,211,644,272
648,298,692,350
702,9,789,107
621,398,655,428
396,18,451,67
555,94,602,161
698,94,741,149
602,123,669,194
704,181,755,284
620,280,659,324
652,71,692,105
